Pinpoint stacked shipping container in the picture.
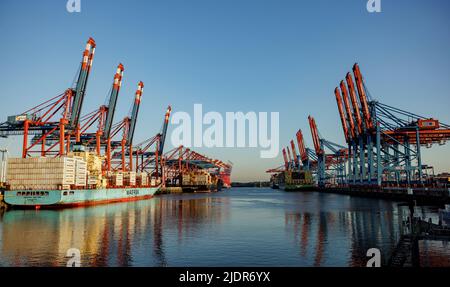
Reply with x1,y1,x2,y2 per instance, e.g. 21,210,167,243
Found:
182,171,213,186
6,155,159,190
7,157,76,190
124,172,136,186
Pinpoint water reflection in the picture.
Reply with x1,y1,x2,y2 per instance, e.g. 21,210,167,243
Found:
285,195,403,266
0,195,229,267
0,189,445,267
419,240,450,267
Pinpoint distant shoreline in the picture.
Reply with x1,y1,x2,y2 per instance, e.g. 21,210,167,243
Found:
231,182,271,188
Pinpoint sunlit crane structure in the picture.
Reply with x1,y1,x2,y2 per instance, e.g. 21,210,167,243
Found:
77,63,124,156
296,129,316,172
163,145,232,190
308,116,348,187
0,38,96,158
266,129,318,189
132,106,173,180
109,82,144,172
334,63,450,187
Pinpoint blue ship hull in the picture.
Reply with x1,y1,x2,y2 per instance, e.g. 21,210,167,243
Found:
4,186,159,209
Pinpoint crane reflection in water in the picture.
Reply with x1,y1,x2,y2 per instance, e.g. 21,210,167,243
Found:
284,194,403,267
0,195,230,267
1,189,447,267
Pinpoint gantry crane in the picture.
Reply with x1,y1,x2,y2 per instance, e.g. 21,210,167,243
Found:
290,139,300,169
76,63,124,155
267,129,318,189
109,82,144,172
133,106,172,180
159,106,171,155
163,145,232,189
308,115,348,187
296,129,316,171
0,38,96,158
334,63,450,186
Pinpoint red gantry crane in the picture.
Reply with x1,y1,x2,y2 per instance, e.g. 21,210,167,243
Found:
290,139,300,169
133,106,173,181
266,129,318,188
109,81,144,172
308,115,348,187
0,38,96,158
77,63,124,156
163,145,232,190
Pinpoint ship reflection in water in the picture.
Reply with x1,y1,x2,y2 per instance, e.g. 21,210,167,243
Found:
0,189,446,266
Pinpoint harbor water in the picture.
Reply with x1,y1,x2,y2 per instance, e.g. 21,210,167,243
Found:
0,188,446,267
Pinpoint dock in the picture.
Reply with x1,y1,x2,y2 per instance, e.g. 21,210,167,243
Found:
156,187,183,195
388,215,450,267
157,186,216,194
319,186,450,205
388,235,417,267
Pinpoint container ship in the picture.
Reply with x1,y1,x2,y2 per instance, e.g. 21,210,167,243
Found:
0,38,169,209
0,37,232,205
219,165,232,189
271,170,314,191
180,170,222,193
3,150,161,209
162,146,232,193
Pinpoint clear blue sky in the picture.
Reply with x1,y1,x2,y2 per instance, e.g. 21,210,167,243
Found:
0,0,449,181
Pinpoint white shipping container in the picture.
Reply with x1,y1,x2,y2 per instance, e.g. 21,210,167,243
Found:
9,184,69,191
124,172,136,180
73,158,88,187
6,157,77,189
110,172,123,186
141,175,148,185
87,177,98,185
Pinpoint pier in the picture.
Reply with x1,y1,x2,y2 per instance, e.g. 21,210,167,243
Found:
388,212,450,267
318,186,450,205
268,63,450,210
156,187,183,194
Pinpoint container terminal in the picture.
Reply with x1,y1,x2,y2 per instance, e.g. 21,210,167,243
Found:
268,63,450,205
0,38,231,209
0,39,447,209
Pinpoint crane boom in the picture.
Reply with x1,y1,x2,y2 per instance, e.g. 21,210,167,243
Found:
290,139,299,167
287,146,293,163
308,115,323,156
346,73,364,134
353,63,374,130
334,87,349,143
127,81,144,146
158,106,172,154
340,80,356,139
296,129,308,163
282,148,288,170
104,64,124,139
70,37,96,128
